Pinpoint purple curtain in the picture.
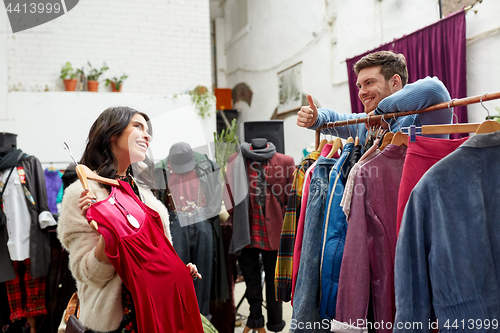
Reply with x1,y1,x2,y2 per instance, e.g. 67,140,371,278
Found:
346,10,467,137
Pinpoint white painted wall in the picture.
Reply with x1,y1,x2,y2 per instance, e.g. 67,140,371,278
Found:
6,0,212,94
464,1,500,123
220,0,500,164
1,93,215,170
0,0,216,169
0,7,7,119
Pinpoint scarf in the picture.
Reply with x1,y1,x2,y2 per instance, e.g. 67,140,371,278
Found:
0,149,24,171
229,142,276,254
240,142,276,161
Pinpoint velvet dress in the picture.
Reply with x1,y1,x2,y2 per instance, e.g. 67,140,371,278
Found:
86,180,203,333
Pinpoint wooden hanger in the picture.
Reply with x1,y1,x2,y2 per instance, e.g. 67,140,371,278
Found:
76,164,120,190
387,113,407,146
345,119,354,144
411,123,481,135
317,138,328,151
75,165,120,231
64,142,120,232
326,137,343,158
379,132,394,150
390,131,408,146
377,117,393,150
475,94,500,134
475,120,500,134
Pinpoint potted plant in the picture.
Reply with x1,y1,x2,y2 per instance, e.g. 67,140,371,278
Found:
86,62,109,92
105,74,128,92
191,85,216,118
60,62,77,91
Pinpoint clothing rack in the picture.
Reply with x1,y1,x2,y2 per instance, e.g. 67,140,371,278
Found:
315,91,500,148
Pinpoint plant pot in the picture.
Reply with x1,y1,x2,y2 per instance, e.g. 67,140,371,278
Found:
111,82,122,92
63,79,77,91
87,80,99,92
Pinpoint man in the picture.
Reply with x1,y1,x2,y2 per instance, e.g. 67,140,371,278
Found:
297,51,452,141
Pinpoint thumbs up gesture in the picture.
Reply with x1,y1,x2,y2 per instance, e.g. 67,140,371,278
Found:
297,95,319,128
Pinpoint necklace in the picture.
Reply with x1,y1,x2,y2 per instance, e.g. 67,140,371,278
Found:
108,195,140,228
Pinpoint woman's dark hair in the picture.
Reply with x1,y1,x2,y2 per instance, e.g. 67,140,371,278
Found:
80,106,156,190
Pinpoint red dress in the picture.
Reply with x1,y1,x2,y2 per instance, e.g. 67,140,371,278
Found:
86,180,203,333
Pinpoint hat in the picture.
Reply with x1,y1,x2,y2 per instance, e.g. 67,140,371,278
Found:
168,142,195,174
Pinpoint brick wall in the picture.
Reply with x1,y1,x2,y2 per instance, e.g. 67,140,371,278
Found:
6,0,212,94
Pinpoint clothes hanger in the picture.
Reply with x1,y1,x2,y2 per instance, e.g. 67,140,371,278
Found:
317,138,328,151
326,126,343,158
63,142,120,189
475,93,500,134
378,116,394,151
402,100,482,136
76,164,120,189
390,114,408,146
345,119,354,144
64,142,120,230
354,117,360,146
327,128,334,145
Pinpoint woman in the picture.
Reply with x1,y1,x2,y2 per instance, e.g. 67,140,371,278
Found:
58,107,203,333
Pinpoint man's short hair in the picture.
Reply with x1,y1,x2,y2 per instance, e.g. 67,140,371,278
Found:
354,51,408,87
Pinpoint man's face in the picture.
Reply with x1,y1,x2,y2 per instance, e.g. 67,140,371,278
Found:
356,66,394,113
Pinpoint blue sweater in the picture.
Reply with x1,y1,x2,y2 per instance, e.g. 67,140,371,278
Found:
309,76,452,144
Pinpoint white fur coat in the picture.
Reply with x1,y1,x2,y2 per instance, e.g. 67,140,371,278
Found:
57,179,171,332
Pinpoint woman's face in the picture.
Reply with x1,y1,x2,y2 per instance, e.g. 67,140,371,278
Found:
110,114,152,170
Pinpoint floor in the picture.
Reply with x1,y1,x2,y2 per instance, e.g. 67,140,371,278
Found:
233,278,293,333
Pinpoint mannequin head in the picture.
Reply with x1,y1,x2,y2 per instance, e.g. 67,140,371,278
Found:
251,138,268,150
0,133,17,156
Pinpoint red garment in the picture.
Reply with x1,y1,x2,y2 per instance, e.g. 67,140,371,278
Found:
87,181,203,333
168,169,206,211
5,258,47,321
247,160,272,250
396,135,468,235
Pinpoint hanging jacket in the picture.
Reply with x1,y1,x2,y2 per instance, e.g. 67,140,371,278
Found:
0,153,55,282
275,150,319,302
225,151,295,254
319,142,353,319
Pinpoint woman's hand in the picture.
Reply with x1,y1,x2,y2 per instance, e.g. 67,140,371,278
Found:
95,235,111,264
187,263,202,280
79,189,97,217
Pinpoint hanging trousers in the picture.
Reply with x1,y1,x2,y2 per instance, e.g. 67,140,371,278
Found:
238,248,285,332
170,211,214,320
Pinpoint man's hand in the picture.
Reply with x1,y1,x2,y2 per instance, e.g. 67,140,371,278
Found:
364,111,390,131
297,95,318,128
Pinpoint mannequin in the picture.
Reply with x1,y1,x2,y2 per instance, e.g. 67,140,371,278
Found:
155,142,226,320
0,133,17,156
251,138,268,150
0,133,55,333
226,138,295,333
